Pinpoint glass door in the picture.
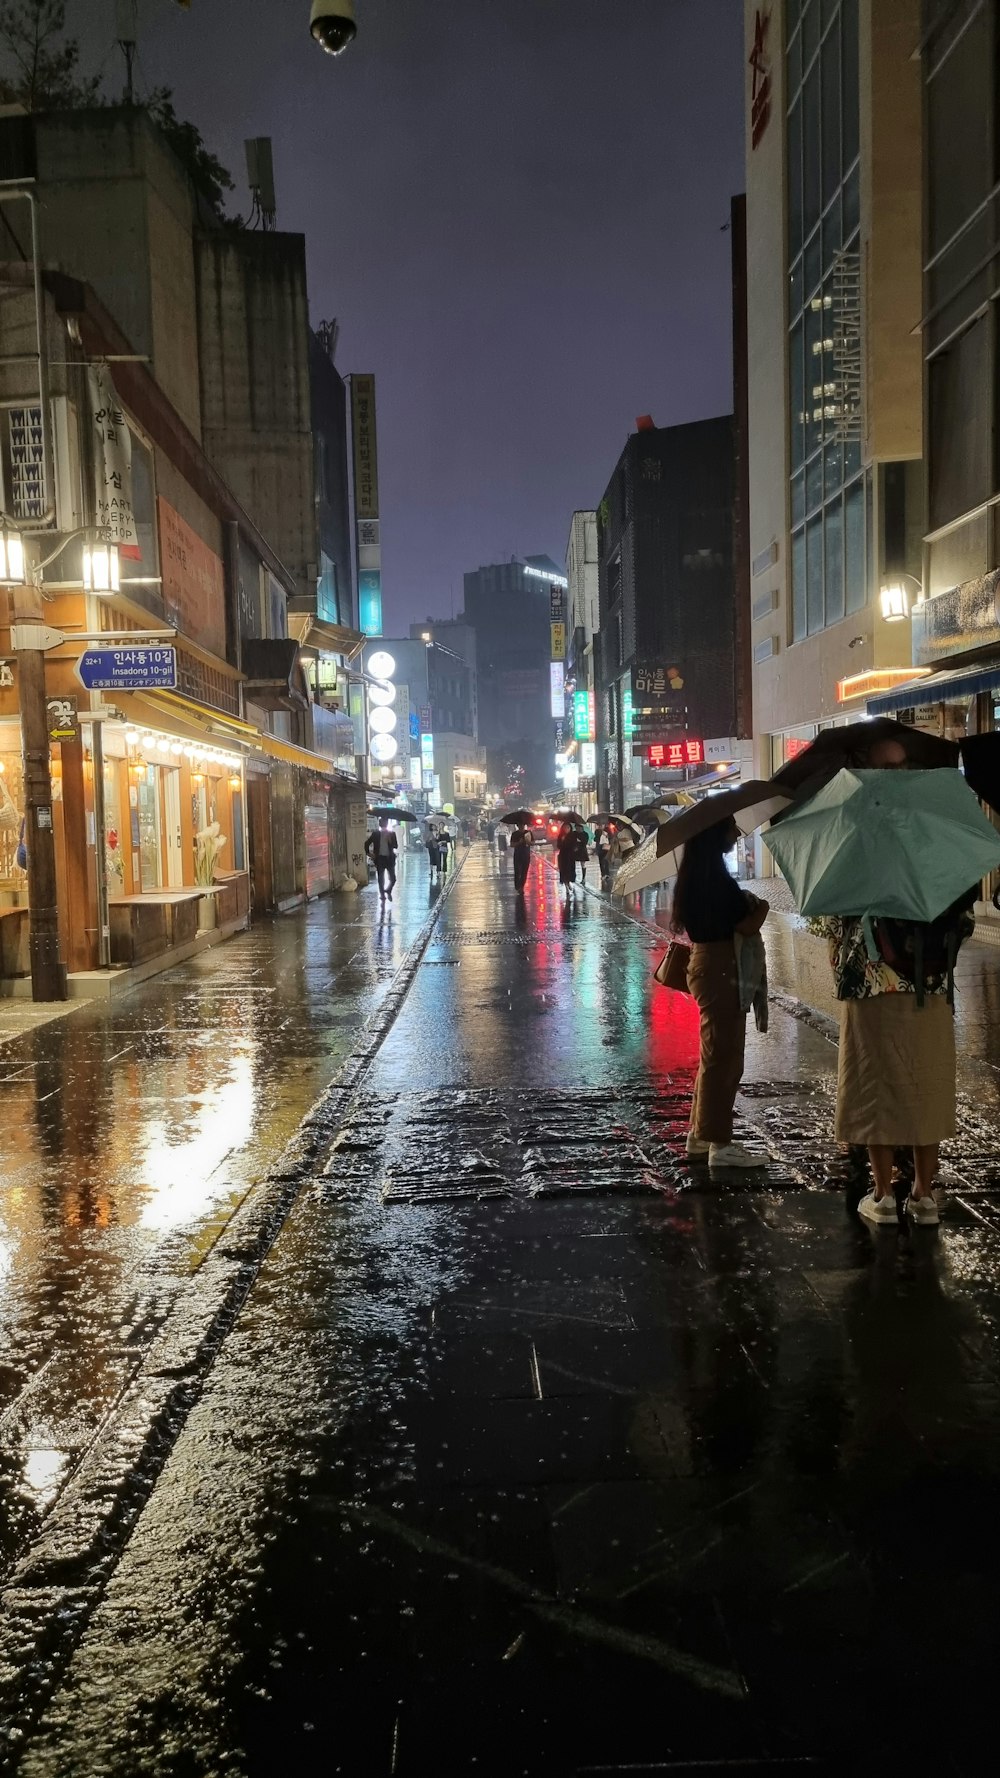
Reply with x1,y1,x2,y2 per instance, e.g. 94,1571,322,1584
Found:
137,765,163,891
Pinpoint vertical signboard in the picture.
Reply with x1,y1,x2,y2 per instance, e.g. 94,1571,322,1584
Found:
549,661,565,718
351,374,382,635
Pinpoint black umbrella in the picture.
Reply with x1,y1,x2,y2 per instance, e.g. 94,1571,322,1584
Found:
369,806,418,822
499,809,539,825
553,809,587,825
592,811,643,835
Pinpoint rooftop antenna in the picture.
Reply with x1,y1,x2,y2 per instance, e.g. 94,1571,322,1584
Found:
115,0,138,104
244,137,277,230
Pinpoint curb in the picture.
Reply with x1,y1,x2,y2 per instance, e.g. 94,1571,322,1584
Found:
0,854,466,1754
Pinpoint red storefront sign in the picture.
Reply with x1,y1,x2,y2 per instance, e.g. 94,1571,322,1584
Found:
648,739,704,770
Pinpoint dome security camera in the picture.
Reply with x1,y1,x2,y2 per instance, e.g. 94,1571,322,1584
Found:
310,0,357,54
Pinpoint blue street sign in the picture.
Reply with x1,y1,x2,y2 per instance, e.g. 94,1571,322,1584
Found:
77,646,178,691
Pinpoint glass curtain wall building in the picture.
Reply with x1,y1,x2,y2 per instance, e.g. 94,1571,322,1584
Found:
786,0,868,642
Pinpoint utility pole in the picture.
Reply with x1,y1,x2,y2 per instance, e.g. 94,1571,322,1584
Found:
9,585,65,1000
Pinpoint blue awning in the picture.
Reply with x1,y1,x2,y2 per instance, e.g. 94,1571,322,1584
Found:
867,659,1000,714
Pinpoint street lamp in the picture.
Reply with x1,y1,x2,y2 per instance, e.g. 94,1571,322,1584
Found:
0,519,26,585
82,539,121,594
879,572,923,622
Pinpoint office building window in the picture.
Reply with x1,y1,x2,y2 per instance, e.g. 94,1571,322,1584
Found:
786,0,865,641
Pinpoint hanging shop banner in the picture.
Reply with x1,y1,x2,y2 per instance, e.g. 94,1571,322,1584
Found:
549,661,565,719
549,586,565,622
157,498,227,658
580,741,597,776
87,366,138,549
351,374,380,521
550,621,566,661
359,570,383,637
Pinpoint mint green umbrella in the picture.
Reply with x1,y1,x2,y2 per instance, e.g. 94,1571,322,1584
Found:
764,768,1000,927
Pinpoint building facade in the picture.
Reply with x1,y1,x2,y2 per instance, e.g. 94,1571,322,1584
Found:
865,0,1000,782
462,557,557,796
595,418,737,810
744,0,924,781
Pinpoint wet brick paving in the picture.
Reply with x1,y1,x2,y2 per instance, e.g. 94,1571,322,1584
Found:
5,846,1000,1775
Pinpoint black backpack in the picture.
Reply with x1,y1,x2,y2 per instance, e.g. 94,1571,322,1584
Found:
874,892,976,1006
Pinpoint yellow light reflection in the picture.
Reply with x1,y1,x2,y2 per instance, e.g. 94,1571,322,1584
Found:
136,1054,257,1231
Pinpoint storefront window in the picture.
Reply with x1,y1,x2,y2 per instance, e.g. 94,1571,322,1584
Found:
0,725,27,906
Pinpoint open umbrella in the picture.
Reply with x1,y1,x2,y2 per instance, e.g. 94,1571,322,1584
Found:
553,810,587,825
592,812,643,835
369,806,418,823
499,809,538,825
763,767,1000,925
613,781,793,897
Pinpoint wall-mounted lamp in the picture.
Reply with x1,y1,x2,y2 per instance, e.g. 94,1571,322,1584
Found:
879,582,910,622
82,540,120,594
0,520,26,586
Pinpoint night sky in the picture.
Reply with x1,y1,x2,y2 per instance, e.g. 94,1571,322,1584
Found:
82,0,745,629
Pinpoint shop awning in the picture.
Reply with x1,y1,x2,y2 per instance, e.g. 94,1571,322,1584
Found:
240,638,309,712
867,659,1000,715
287,613,365,658
136,690,262,746
257,732,353,777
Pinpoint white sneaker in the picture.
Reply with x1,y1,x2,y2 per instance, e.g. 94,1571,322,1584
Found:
708,1142,766,1170
857,1190,898,1226
905,1193,940,1227
685,1134,711,1157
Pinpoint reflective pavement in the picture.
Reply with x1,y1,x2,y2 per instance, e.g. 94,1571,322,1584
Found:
7,846,1000,1775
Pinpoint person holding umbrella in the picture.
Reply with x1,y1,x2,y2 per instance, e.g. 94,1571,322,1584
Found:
511,821,533,893
365,815,398,901
556,822,579,897
672,817,770,1171
770,734,986,1227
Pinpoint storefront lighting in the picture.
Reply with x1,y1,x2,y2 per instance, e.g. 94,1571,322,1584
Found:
879,583,910,623
0,521,26,585
368,680,396,706
228,775,241,790
125,729,139,746
369,706,397,734
82,541,120,595
170,742,183,756
141,733,156,749
367,650,396,680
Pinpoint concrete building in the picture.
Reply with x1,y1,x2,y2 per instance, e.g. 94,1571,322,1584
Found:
409,618,478,740
744,0,924,779
595,418,737,810
862,4,1000,740
0,105,366,932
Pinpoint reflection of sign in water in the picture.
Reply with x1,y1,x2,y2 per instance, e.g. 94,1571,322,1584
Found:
77,647,177,691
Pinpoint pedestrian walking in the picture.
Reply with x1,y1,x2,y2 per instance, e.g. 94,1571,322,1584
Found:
817,735,975,1227
596,825,613,889
511,822,533,893
365,816,398,901
556,823,578,897
426,824,441,881
438,828,453,876
672,817,769,1171
497,826,509,859
573,825,590,888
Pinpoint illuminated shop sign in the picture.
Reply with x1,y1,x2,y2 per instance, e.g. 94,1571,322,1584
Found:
647,739,704,769
549,661,565,718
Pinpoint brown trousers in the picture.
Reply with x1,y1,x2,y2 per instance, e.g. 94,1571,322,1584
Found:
687,941,747,1144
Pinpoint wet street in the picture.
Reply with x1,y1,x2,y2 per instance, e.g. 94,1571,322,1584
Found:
4,844,1000,1774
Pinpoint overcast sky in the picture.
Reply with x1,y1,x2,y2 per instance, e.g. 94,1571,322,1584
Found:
81,0,745,628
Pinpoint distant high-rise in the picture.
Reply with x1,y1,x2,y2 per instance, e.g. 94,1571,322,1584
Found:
462,556,563,787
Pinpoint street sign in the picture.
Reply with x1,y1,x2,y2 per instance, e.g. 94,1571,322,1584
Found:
47,696,77,743
76,646,177,691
